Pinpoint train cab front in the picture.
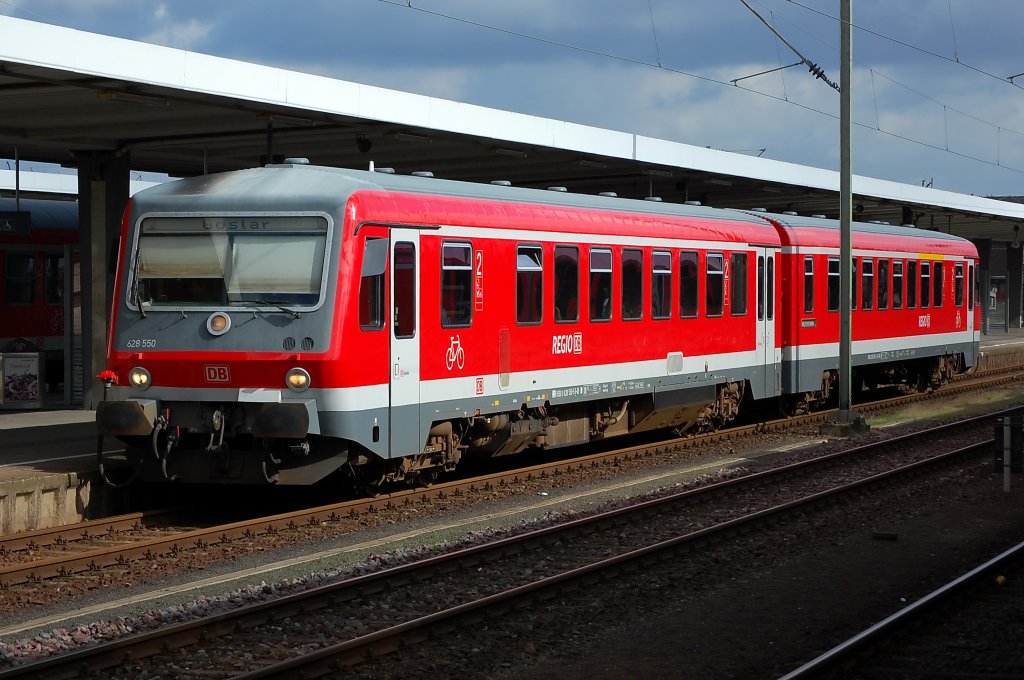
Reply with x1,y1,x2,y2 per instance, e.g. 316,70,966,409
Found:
96,383,340,485
96,209,346,486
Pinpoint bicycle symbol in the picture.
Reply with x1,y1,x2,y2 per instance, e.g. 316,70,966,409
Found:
445,334,465,371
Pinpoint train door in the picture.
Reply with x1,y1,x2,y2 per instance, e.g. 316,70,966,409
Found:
390,229,421,458
756,247,781,397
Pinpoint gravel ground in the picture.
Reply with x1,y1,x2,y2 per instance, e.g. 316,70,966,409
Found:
3,391,1024,678
486,456,1024,679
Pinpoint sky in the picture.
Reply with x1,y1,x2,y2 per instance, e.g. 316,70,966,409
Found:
3,0,1024,197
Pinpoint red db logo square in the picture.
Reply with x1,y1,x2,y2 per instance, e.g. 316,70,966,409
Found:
204,365,231,383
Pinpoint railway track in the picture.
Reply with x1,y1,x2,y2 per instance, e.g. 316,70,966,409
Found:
1,368,1021,613
782,540,1024,679
0,404,1006,678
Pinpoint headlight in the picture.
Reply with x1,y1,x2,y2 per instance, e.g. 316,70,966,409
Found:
286,367,310,391
129,367,152,390
207,312,232,336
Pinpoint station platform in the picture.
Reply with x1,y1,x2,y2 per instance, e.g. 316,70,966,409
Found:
3,329,1024,536
0,408,105,535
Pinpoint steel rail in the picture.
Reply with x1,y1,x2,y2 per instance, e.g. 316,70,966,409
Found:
0,508,179,554
779,539,1024,680
1,373,1019,589
0,430,994,678
230,441,994,678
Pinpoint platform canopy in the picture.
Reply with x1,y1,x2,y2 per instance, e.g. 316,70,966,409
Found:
0,14,1022,239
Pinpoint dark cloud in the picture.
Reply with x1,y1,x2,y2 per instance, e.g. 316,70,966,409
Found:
7,0,1024,193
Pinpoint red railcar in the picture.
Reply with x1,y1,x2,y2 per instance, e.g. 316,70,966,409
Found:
95,162,978,487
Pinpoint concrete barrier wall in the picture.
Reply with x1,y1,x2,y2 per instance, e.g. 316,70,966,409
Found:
0,472,91,535
977,347,1024,371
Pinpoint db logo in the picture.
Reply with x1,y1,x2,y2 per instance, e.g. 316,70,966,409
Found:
204,365,231,383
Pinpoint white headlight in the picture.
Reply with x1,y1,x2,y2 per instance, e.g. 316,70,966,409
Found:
286,367,310,391
129,367,152,390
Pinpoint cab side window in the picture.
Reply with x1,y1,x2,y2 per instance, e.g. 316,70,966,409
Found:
358,238,386,330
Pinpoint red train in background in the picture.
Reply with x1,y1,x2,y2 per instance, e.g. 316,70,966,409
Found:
0,198,78,397
95,160,980,488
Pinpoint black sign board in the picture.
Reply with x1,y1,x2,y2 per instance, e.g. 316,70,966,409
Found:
0,211,31,236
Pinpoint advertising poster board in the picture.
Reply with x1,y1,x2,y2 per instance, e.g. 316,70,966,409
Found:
1,353,43,410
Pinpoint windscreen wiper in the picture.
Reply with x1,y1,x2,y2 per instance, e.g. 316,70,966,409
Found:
132,257,147,318
256,299,300,318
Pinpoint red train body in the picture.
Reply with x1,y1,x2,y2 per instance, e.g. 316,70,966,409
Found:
95,162,980,487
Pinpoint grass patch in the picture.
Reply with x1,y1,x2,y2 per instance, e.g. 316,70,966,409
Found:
867,387,1024,427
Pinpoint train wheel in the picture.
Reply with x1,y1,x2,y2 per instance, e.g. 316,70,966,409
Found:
354,462,386,497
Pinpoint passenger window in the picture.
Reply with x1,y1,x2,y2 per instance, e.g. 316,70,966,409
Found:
933,261,943,308
441,242,473,328
45,254,65,305
893,260,904,309
651,250,671,320
757,255,764,321
706,253,724,317
907,260,917,308
920,261,931,308
955,263,964,307
679,251,699,318
731,252,748,316
803,256,814,314
827,257,840,312
554,245,579,323
878,259,889,310
621,249,643,320
516,244,543,324
861,259,873,311
5,253,34,304
767,256,774,321
590,248,612,322
851,258,858,311
968,263,975,310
